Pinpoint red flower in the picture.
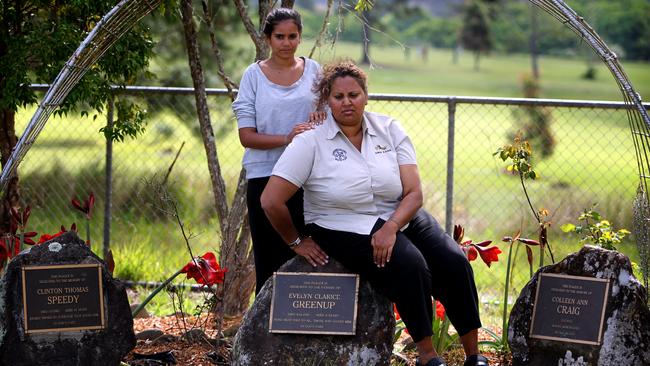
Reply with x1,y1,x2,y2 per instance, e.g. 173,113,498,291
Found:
435,300,445,320
71,193,95,219
180,252,226,286
454,224,501,267
38,231,65,244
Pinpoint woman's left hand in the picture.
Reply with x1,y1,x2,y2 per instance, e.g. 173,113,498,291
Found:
308,110,326,125
371,222,398,268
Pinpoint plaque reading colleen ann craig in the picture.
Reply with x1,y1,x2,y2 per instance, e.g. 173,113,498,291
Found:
270,272,359,335
530,273,610,345
22,263,105,333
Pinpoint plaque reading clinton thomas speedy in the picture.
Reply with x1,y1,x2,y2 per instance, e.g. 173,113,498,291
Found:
270,272,359,335
530,273,610,345
22,264,105,333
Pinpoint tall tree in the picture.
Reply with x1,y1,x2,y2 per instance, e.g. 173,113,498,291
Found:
0,1,153,235
459,0,492,71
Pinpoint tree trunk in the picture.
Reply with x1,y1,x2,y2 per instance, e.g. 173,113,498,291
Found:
474,52,480,71
530,3,540,79
180,0,254,317
360,10,371,64
0,109,20,234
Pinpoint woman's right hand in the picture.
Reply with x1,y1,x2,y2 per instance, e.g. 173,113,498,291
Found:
293,237,329,267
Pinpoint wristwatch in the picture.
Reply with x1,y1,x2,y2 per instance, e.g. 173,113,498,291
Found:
288,236,302,249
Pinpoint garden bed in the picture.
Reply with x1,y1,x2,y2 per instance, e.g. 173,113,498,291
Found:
128,313,510,366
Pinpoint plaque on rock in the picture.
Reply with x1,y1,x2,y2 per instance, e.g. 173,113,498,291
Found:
270,272,359,335
530,273,610,345
22,263,105,333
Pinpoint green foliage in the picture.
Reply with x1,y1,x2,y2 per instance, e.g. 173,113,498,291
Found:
459,0,492,69
561,206,630,251
494,135,537,180
100,99,148,142
0,0,154,140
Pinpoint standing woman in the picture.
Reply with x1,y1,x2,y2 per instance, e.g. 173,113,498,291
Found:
232,8,322,294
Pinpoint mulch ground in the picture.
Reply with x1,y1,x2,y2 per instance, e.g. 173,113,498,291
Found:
127,313,511,366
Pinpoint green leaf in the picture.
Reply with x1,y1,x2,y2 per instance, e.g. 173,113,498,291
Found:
560,223,576,232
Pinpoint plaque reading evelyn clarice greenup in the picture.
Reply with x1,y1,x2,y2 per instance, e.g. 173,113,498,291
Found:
21,263,105,333
530,273,610,345
270,272,359,335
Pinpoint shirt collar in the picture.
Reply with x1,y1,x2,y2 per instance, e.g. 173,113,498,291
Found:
325,111,377,140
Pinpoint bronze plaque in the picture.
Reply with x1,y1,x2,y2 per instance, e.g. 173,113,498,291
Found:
530,273,610,345
22,264,105,333
269,272,359,335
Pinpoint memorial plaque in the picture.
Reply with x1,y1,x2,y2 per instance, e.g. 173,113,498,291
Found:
270,272,359,335
530,273,610,345
21,263,105,333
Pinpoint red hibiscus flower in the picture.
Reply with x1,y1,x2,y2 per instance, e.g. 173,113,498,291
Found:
180,252,227,286
454,224,502,267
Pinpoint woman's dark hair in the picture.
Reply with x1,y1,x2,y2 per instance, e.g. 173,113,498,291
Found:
313,60,368,111
262,8,303,37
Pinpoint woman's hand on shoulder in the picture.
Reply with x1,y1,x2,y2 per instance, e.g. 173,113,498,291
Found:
286,122,315,144
293,237,329,267
308,111,326,126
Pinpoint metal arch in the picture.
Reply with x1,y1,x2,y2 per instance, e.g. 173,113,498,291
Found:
0,0,162,193
529,0,650,201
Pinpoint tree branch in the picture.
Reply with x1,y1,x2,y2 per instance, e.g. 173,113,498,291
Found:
309,0,334,59
200,0,238,101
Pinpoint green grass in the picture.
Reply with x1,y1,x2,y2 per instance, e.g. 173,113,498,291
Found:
301,41,650,100
13,42,650,323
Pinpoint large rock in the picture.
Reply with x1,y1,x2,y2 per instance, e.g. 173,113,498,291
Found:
508,245,650,365
0,232,135,366
232,257,395,365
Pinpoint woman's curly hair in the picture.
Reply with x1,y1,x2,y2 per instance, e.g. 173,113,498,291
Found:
313,60,368,111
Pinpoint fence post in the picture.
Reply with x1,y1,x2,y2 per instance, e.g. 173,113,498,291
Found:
103,96,114,259
445,98,456,234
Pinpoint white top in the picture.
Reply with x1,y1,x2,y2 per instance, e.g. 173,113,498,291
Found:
272,111,418,235
232,57,321,179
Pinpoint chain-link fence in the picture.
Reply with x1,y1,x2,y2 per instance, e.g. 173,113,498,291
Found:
16,86,647,324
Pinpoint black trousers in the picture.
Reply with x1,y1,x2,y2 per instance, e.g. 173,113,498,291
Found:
247,177,304,294
307,209,482,343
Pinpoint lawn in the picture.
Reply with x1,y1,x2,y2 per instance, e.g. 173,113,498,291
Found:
13,43,649,321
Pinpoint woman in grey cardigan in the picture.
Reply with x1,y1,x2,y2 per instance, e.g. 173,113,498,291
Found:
232,8,322,294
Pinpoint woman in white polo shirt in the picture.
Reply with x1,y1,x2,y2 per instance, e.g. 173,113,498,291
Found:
261,61,488,366
232,8,323,294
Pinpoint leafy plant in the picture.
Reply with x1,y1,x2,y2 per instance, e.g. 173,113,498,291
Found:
71,192,95,247
560,205,630,251
453,225,508,353
480,231,541,353
494,134,555,267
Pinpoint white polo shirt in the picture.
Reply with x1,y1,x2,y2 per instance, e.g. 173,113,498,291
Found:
272,111,418,235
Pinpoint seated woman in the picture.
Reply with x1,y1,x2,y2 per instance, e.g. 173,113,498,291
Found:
260,60,489,366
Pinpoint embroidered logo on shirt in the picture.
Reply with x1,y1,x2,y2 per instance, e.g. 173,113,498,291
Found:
375,144,393,154
332,148,347,161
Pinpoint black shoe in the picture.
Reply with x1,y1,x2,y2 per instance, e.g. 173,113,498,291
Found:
464,354,489,366
415,356,446,366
